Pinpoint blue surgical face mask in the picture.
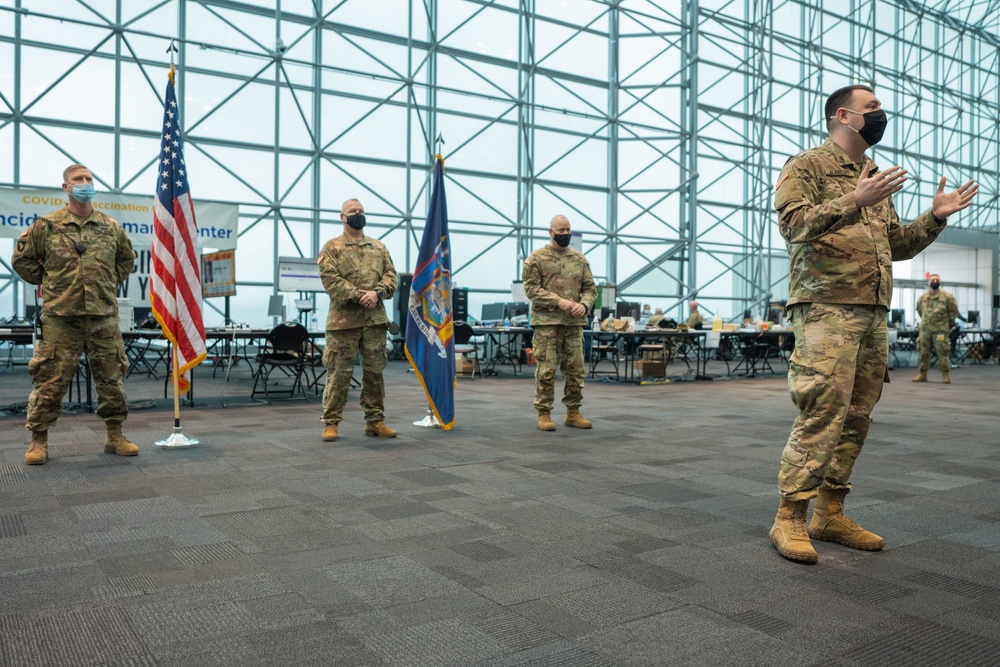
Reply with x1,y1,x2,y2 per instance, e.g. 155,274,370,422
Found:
70,184,96,203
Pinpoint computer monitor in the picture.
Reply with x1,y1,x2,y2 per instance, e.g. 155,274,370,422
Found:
616,301,640,318
505,302,529,320
600,306,614,321
967,310,980,327
267,295,286,319
481,302,506,322
767,307,783,325
890,308,905,326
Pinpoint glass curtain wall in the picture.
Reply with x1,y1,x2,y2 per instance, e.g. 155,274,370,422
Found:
0,0,997,325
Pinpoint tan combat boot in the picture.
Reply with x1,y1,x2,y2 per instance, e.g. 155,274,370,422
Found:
104,422,139,456
537,413,556,431
912,371,928,382
365,421,397,438
322,424,338,442
941,370,951,384
808,488,885,551
769,497,818,563
25,430,48,465
565,410,593,429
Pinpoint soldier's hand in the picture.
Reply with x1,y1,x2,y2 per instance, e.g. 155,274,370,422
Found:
570,303,587,317
557,298,574,314
854,160,907,209
932,178,978,220
359,290,378,309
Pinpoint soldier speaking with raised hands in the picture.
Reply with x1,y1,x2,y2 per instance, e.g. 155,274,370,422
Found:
768,84,978,563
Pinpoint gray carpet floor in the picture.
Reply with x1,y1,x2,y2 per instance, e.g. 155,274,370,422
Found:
1,355,998,666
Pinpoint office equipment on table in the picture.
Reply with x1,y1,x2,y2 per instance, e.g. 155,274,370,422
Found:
277,256,324,293
616,301,641,319
481,302,506,324
267,295,286,320
967,310,980,327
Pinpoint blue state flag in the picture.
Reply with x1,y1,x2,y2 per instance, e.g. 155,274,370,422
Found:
405,155,455,429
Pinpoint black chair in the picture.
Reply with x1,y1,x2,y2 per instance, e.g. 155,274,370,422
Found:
589,332,620,380
251,322,310,403
453,320,483,379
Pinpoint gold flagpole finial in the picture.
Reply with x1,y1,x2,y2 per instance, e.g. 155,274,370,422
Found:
166,39,179,86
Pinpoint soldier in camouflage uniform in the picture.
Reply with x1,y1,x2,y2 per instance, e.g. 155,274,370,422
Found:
522,215,597,431
685,300,704,330
318,198,398,441
12,164,138,465
769,85,978,563
913,273,960,383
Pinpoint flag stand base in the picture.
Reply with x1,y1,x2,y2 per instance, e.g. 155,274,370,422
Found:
413,409,440,428
155,427,200,448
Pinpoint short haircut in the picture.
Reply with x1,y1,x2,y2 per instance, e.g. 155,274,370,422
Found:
549,214,570,230
929,273,941,280
341,198,362,214
825,84,874,128
63,164,89,183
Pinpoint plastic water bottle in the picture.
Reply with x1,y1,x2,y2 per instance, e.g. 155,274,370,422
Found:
503,316,510,328
712,313,723,331
311,313,319,331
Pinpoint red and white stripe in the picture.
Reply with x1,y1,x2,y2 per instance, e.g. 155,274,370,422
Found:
150,192,207,392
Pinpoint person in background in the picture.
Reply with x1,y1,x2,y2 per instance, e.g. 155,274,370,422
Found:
912,273,960,384
685,300,704,330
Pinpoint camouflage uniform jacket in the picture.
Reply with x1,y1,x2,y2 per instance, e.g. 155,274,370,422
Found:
318,233,398,331
916,290,959,332
522,245,597,327
11,207,136,317
685,311,704,329
775,138,946,308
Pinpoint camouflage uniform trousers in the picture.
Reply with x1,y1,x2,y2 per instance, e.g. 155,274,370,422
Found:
916,328,951,372
778,303,887,501
532,325,585,414
26,315,129,432
321,325,388,425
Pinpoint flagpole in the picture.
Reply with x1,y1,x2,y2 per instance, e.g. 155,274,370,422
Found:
405,144,455,430
155,45,201,449
156,342,200,448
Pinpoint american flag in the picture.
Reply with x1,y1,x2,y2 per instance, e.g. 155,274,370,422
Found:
150,66,207,393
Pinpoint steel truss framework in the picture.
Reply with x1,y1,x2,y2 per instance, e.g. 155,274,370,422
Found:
1,0,997,323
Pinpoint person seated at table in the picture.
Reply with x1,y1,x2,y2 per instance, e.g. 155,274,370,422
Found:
685,300,704,330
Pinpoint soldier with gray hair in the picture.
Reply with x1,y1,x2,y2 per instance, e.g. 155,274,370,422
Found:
317,198,398,442
769,84,978,563
12,164,138,465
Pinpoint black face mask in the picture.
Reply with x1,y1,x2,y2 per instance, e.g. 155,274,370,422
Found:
929,281,941,289
345,212,366,230
553,233,571,248
853,109,887,146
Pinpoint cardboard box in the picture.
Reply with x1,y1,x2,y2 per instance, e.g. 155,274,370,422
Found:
456,354,477,376
634,360,666,378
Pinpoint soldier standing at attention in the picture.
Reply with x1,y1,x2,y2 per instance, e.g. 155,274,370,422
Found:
522,215,597,432
12,164,138,465
318,198,398,442
913,273,960,384
685,300,704,330
770,84,978,563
